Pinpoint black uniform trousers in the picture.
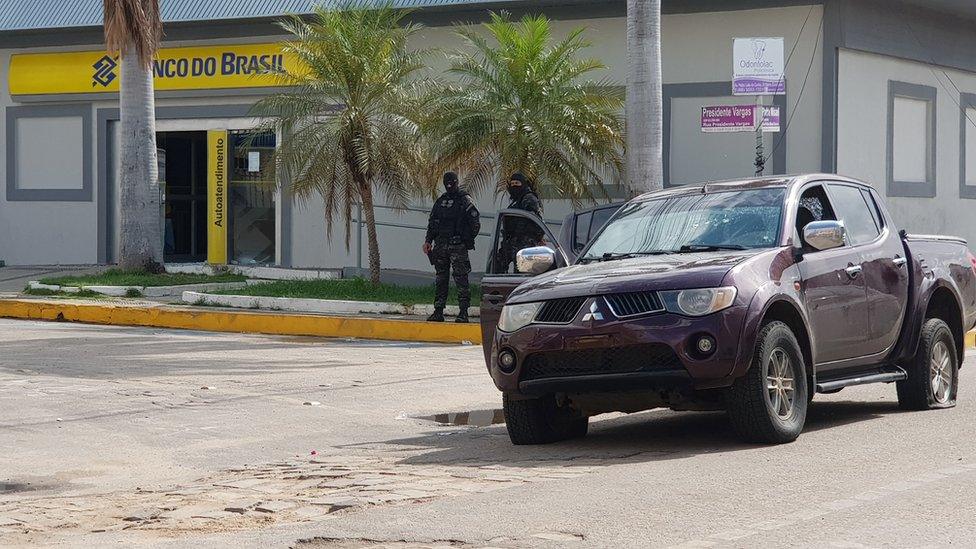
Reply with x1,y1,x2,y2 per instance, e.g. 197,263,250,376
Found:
431,242,472,309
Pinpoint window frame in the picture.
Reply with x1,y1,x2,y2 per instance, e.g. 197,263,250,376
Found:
959,92,976,199
886,80,937,198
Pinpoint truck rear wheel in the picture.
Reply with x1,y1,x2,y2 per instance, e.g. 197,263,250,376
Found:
897,318,958,410
503,393,588,445
727,321,808,444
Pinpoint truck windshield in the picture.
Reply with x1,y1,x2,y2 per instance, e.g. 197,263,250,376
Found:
580,188,785,262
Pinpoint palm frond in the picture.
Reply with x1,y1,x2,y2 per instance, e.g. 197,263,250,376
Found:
251,0,430,252
103,0,162,66
425,11,626,205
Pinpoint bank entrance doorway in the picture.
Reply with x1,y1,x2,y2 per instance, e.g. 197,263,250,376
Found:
158,131,208,263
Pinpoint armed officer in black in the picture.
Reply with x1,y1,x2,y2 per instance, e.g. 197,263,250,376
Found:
424,172,481,323
494,172,545,273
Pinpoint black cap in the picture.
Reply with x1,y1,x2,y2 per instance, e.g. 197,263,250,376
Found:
509,172,527,184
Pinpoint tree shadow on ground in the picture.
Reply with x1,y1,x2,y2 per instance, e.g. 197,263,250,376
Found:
366,399,905,469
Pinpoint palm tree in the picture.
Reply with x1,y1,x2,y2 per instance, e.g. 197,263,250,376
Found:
254,3,429,285
426,13,625,204
626,0,664,192
104,0,163,270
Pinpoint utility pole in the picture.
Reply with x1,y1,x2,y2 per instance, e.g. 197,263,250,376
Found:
627,0,664,193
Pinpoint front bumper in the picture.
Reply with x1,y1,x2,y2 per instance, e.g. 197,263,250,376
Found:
489,297,748,396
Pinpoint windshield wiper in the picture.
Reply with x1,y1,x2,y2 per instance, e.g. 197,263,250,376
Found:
677,244,748,253
580,251,673,263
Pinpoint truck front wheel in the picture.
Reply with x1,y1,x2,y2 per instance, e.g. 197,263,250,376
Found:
503,393,588,445
897,318,958,410
727,321,809,444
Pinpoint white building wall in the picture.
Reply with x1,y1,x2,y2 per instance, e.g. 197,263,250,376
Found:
0,5,826,270
291,5,826,272
837,48,976,242
0,50,100,265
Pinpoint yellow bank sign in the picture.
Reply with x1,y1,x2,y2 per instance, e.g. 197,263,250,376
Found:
9,43,299,95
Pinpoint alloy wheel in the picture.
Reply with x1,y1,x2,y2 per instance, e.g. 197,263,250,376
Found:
930,340,953,404
765,348,795,419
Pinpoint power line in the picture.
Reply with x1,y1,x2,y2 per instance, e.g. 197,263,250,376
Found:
763,9,824,165
903,18,976,133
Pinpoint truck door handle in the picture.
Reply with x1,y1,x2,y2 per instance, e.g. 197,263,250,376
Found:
845,265,863,279
893,256,908,268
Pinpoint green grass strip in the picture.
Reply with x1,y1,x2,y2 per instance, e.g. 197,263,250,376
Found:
39,269,246,288
211,278,481,307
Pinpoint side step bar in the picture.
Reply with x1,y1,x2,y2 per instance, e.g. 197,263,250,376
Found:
815,368,908,393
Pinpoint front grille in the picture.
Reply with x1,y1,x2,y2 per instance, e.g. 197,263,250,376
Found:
604,291,663,318
534,297,586,324
521,344,680,381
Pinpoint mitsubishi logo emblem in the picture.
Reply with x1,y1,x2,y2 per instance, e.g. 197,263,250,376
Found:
581,301,604,323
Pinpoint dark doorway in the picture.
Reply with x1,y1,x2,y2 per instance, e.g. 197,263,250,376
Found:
158,131,207,263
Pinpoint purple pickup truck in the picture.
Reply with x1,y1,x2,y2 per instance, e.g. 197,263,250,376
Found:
480,174,976,445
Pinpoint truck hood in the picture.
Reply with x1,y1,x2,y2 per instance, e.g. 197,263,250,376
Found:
506,251,757,304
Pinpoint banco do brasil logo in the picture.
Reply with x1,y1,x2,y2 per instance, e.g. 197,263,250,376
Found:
92,55,118,88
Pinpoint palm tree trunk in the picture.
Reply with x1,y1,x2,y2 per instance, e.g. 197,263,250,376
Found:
626,0,664,193
117,42,162,270
358,179,382,286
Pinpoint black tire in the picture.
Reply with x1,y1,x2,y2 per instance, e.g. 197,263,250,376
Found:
503,393,588,445
897,318,958,411
727,321,809,444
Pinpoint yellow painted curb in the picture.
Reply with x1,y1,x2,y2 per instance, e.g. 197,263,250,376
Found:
967,330,975,349
0,299,481,345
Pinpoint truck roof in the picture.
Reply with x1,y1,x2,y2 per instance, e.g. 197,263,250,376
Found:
634,174,870,201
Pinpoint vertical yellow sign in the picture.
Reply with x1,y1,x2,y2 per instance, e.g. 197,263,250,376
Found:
207,130,229,265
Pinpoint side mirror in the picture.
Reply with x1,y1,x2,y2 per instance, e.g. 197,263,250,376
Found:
516,246,556,275
803,220,846,251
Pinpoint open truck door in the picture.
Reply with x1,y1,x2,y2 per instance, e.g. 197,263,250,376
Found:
480,209,571,364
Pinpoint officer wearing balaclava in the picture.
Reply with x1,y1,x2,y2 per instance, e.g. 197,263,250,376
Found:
494,172,545,273
423,172,481,322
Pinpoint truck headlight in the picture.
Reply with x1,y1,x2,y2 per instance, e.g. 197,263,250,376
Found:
661,287,737,317
498,302,543,333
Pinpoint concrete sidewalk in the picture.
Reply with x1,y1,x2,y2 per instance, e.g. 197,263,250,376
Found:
0,265,105,294
0,296,481,345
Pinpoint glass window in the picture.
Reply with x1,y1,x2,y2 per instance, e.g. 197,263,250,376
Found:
229,131,277,265
490,212,553,275
892,97,929,183
573,211,592,253
589,207,617,240
827,184,881,245
581,188,785,262
860,188,883,232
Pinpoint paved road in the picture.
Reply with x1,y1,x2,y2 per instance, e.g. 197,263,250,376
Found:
1,319,975,548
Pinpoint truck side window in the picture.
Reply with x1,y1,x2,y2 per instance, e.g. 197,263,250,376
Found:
589,207,616,240
796,185,838,240
861,188,885,231
827,184,882,245
573,211,593,253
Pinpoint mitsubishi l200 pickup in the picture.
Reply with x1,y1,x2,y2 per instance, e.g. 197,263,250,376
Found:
480,175,976,445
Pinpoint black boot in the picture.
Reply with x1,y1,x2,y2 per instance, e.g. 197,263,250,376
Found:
427,308,445,322
455,303,470,323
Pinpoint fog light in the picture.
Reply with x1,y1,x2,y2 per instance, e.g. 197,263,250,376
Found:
498,350,517,372
696,335,716,355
